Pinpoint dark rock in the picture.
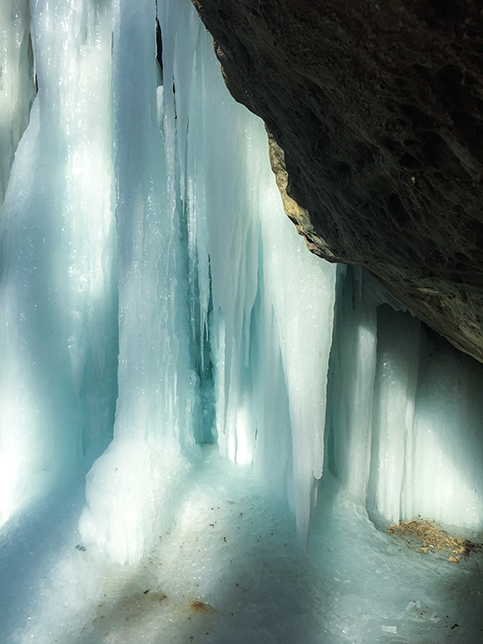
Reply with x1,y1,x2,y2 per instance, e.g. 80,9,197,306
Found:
191,0,483,362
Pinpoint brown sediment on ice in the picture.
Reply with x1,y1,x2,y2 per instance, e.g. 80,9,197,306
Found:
388,518,481,562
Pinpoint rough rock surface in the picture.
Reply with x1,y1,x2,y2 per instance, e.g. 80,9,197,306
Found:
191,0,483,362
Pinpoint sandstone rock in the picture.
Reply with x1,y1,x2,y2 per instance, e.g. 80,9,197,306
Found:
192,0,483,362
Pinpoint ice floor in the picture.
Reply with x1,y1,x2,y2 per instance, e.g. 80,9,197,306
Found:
1,446,482,644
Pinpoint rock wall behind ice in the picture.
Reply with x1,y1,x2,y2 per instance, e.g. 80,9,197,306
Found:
191,0,483,366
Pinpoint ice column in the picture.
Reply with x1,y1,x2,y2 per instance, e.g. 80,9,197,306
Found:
0,0,117,525
326,266,483,531
325,266,378,503
79,0,197,565
368,304,422,524
408,331,483,530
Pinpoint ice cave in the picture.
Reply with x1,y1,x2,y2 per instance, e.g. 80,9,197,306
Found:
1,0,483,642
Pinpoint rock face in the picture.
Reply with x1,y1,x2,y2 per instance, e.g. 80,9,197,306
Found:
191,0,483,362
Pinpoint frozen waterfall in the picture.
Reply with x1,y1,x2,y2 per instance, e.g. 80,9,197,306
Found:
1,0,483,642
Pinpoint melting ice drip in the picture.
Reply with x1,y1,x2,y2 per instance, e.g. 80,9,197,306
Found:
1,0,483,641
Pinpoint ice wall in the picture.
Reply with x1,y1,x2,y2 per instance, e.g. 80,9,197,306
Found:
0,0,336,561
1,0,483,594
326,266,483,531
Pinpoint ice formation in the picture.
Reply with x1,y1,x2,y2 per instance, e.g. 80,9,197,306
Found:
1,0,483,642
